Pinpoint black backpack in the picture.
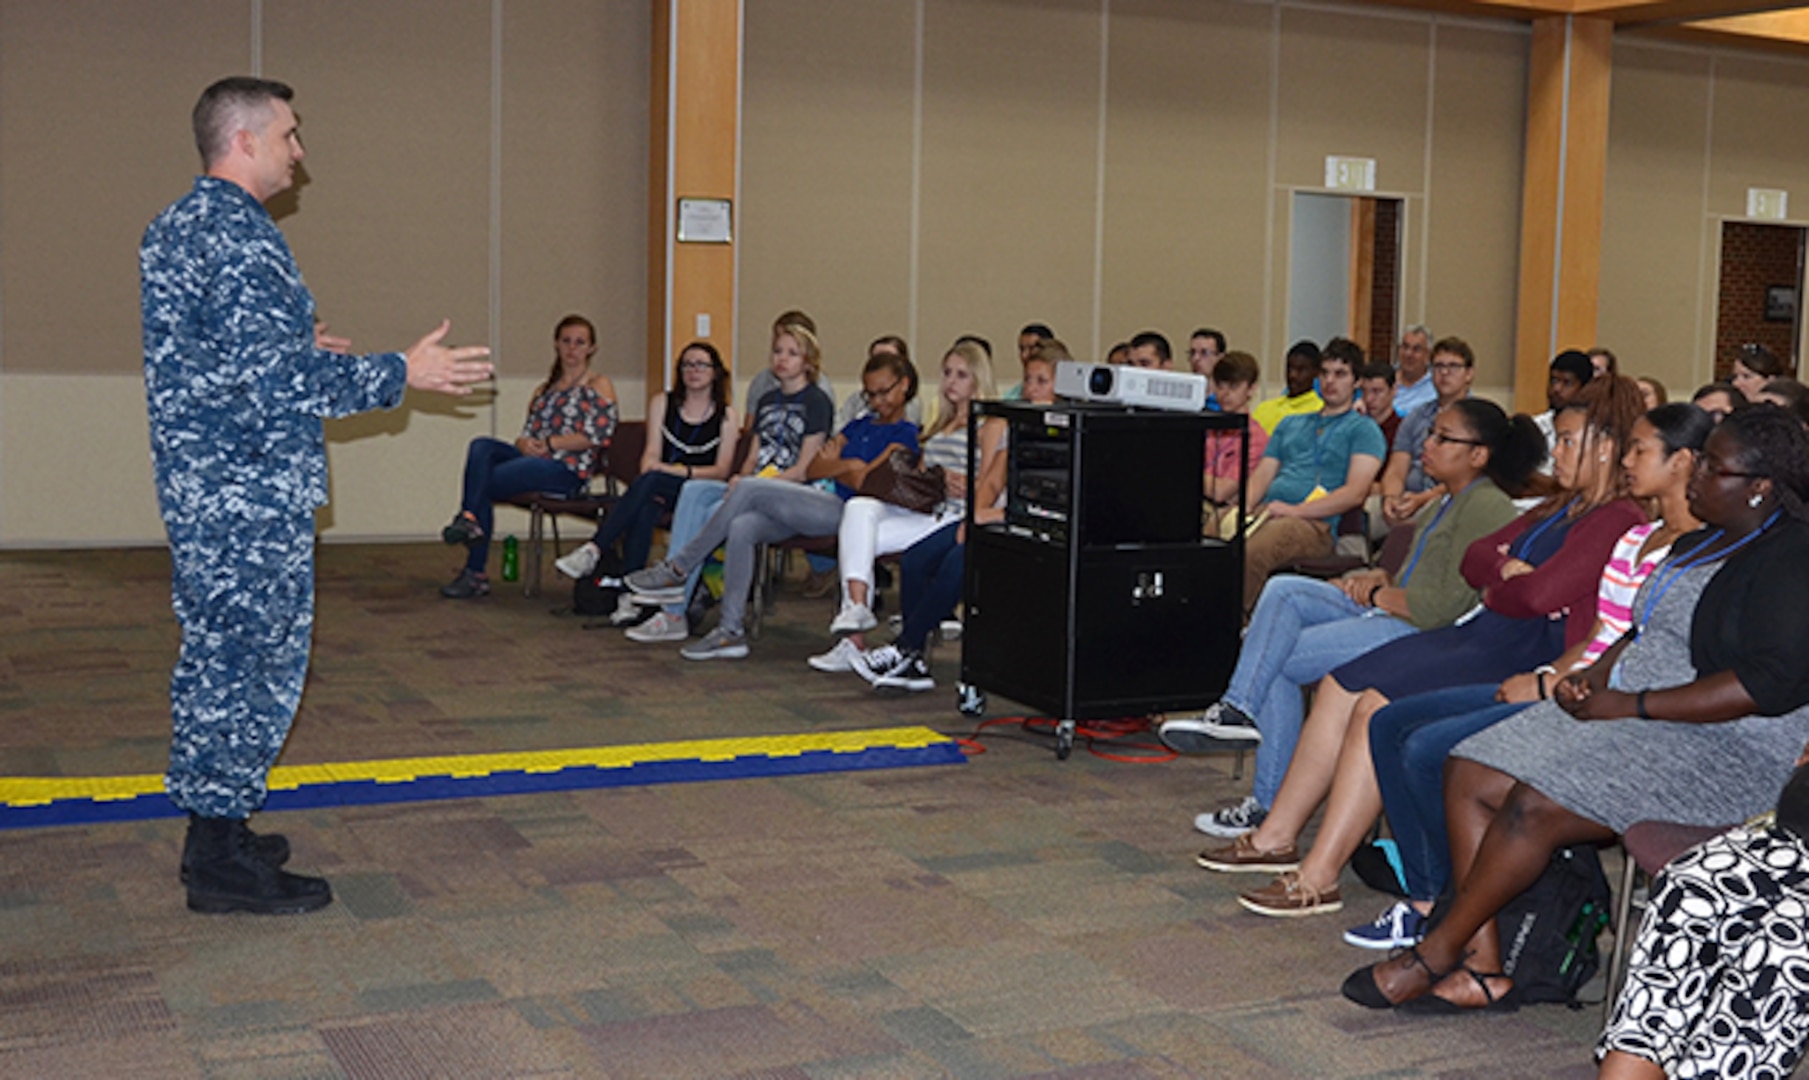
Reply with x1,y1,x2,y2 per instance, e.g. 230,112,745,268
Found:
1493,844,1612,1007
571,548,628,617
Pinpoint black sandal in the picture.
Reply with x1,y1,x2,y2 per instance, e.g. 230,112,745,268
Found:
1398,966,1520,1015
1341,945,1450,1010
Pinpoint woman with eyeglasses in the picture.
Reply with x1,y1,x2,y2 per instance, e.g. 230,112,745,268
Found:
554,343,740,614
1344,405,1809,1023
1193,378,1647,916
624,350,919,660
808,341,1008,673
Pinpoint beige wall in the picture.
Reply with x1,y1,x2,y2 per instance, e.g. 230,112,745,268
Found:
1600,41,1809,400
0,0,648,546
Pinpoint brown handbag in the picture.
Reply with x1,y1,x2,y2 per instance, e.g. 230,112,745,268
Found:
858,449,946,514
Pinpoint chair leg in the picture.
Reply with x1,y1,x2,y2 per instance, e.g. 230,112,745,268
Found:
523,506,545,598
1603,841,1639,1023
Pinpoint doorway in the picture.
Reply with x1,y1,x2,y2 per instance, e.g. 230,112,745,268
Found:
1714,220,1805,379
1287,192,1403,363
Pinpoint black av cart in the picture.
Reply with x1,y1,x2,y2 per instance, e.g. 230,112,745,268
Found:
959,401,1247,758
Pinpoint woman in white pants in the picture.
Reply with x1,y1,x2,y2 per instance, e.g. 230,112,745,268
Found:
811,341,1009,672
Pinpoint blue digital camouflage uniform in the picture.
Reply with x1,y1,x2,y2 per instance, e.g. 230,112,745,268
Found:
142,176,407,819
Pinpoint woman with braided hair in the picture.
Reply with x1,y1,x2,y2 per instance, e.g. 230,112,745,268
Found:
1343,404,1809,1023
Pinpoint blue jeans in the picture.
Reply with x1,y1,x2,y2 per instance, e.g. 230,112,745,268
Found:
587,469,685,572
897,522,963,652
658,479,728,615
459,437,581,573
1226,575,1420,808
1369,685,1532,900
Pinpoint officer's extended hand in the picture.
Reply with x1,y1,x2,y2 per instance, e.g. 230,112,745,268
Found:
405,320,493,395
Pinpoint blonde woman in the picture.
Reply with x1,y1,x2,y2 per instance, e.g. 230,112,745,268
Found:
810,342,1007,672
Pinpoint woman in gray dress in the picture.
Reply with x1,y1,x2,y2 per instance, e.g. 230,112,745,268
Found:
1342,405,1809,1019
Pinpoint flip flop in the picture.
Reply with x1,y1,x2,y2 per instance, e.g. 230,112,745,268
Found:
1398,966,1520,1015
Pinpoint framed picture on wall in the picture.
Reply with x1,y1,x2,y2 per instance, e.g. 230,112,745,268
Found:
1765,285,1797,323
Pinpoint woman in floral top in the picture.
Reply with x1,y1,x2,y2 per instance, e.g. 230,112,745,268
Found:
440,314,618,598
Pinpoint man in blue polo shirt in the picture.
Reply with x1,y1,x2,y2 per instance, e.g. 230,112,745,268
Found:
1235,338,1386,613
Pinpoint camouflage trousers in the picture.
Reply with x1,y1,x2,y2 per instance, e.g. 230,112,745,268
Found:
164,514,314,818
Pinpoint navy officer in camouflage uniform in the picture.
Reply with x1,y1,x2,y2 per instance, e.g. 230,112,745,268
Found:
142,76,493,914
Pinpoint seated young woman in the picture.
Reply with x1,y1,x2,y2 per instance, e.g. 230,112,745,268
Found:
622,320,834,643
1599,744,1809,1079
1192,377,1648,904
624,350,919,660
843,350,1059,691
553,342,740,609
1344,404,1809,1015
1345,403,1710,949
1164,399,1540,819
807,341,1008,673
439,314,617,598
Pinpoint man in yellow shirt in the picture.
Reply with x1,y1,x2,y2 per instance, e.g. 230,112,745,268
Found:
1250,340,1325,435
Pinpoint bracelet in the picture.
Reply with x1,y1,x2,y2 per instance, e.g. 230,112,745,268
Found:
1536,671,1548,699
1367,583,1384,606
685,463,693,479
1636,690,1650,719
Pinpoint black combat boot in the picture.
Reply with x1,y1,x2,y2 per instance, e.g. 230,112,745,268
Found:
179,817,290,884
183,814,332,915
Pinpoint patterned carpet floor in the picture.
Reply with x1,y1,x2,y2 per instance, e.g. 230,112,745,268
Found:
0,542,1609,1078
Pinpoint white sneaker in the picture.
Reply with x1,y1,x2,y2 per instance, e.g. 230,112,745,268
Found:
829,602,878,635
625,610,687,643
1193,795,1268,838
808,637,862,673
874,652,934,692
850,644,905,686
607,593,644,626
555,542,601,580
937,618,963,642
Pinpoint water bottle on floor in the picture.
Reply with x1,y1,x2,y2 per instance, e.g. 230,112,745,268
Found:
501,535,520,582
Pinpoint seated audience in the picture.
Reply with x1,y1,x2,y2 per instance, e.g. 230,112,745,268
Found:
1162,399,1537,839
1534,349,1596,472
1389,325,1436,418
1590,346,1620,379
1236,339,1386,613
807,341,1007,672
1355,362,1399,443
835,335,924,430
1757,376,1809,426
440,314,618,598
1238,404,1705,943
1105,341,1131,366
554,342,740,608
623,351,918,660
1633,375,1667,411
1187,378,1644,852
1250,340,1325,435
746,308,835,412
1344,405,1809,1014
623,319,834,643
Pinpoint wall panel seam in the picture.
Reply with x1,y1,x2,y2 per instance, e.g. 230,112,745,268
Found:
909,0,924,353
1092,0,1109,363
1696,50,1716,386
490,0,503,438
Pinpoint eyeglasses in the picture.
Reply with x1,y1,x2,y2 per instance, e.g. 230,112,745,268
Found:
862,378,902,402
1427,429,1484,447
679,359,715,371
1430,362,1469,373
1695,456,1762,480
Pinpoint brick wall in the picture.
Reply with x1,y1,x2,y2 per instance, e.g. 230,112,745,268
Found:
1715,221,1803,380
1369,199,1401,365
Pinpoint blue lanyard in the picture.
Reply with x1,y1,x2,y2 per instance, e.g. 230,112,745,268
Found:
1509,499,1573,561
1397,480,1477,586
1635,511,1780,634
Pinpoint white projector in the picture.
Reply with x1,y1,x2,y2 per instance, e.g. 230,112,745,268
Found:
1054,360,1208,412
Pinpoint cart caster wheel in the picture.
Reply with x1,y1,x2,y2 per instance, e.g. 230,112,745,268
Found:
957,683,986,717
1055,719,1076,760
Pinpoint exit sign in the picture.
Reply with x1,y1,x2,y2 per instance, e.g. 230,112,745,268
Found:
1748,188,1789,220
1325,156,1376,192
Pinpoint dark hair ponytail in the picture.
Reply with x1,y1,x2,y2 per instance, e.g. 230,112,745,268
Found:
1449,399,1543,497
1645,402,1714,457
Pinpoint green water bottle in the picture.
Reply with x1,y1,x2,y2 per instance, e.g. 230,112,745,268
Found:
501,535,520,582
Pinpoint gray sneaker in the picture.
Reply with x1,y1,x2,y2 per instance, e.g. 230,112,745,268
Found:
1194,795,1268,838
680,626,748,661
625,560,686,602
